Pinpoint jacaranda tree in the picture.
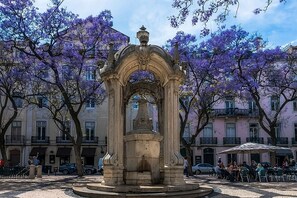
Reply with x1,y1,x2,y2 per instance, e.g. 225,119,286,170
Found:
170,0,287,36
193,25,297,164
165,31,235,174
0,0,128,176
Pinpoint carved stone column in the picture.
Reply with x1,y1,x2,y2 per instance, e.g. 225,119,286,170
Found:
163,79,185,185
102,76,125,185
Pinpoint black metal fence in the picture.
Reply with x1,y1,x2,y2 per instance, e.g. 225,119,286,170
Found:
0,166,29,178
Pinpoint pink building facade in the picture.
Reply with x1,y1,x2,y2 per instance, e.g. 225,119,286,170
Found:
191,97,297,167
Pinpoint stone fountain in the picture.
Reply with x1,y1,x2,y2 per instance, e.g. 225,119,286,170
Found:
73,26,213,198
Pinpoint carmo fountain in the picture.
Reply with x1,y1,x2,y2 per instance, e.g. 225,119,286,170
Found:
73,26,213,198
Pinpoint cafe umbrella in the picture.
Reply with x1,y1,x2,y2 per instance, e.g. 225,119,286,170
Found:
218,142,292,163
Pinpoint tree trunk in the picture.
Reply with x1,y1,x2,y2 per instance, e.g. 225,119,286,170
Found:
73,144,83,177
0,135,7,164
185,145,193,176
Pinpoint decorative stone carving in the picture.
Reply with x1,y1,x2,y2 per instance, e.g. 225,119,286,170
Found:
135,45,151,70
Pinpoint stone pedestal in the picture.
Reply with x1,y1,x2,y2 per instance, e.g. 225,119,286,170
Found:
36,165,42,178
29,165,35,179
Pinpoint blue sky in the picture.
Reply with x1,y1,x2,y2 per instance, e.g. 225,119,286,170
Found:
35,0,297,47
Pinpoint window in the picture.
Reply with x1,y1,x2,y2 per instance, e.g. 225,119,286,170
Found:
273,123,281,138
86,67,96,80
36,121,46,140
13,92,23,108
249,123,259,138
248,99,257,113
11,121,21,141
37,96,48,108
225,96,235,115
226,123,236,137
61,121,71,140
293,100,297,111
86,98,95,108
271,96,279,111
203,123,213,137
85,122,95,140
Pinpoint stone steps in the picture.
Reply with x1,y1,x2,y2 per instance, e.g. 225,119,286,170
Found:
73,183,213,198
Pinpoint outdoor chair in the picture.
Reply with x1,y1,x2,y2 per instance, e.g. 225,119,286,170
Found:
258,169,268,182
240,168,250,182
274,168,285,182
285,169,296,181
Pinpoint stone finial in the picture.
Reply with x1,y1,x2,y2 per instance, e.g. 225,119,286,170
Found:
107,43,114,64
137,26,149,46
173,42,180,64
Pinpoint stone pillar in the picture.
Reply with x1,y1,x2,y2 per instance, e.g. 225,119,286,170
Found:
102,77,125,185
163,79,185,185
29,165,35,179
36,165,42,178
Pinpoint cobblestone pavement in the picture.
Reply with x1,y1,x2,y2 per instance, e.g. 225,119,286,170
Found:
0,174,296,198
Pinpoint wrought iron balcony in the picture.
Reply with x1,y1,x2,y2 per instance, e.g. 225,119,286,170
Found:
31,136,50,144
5,135,26,145
211,108,259,118
246,137,264,144
56,136,72,144
200,137,218,145
223,137,241,145
292,137,297,145
82,136,99,144
267,137,288,145
181,137,196,145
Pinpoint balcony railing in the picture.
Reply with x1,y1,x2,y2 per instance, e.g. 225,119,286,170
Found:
292,137,297,145
267,137,288,145
31,136,50,144
5,135,26,145
246,137,264,144
82,136,99,144
223,137,241,145
200,137,217,145
211,108,259,118
182,137,196,145
56,136,72,144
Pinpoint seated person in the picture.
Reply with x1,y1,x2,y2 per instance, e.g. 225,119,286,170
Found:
214,164,222,178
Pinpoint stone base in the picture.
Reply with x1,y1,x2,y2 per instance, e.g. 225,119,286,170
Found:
73,180,213,198
125,171,151,185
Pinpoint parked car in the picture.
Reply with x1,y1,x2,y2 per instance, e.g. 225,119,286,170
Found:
192,163,214,175
84,165,97,175
59,163,76,174
59,163,97,175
